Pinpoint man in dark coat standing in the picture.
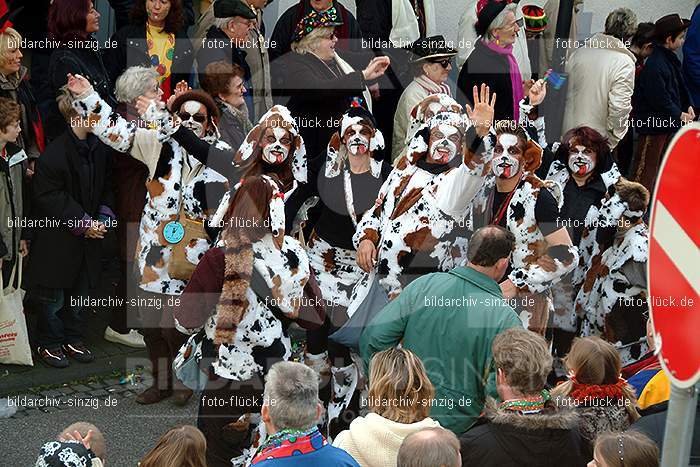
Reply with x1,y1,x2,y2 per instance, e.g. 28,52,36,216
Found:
459,328,588,467
26,86,115,368
197,0,258,120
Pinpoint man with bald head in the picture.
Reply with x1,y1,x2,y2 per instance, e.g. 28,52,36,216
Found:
398,428,461,467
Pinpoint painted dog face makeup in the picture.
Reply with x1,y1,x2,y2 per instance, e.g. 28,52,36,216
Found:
261,127,293,164
178,100,208,138
342,123,372,156
492,133,522,178
427,123,463,164
568,144,596,177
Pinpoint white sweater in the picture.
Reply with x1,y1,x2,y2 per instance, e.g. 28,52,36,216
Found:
333,413,441,467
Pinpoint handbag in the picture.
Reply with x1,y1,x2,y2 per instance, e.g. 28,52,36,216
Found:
329,272,389,353
0,259,32,366
173,329,208,391
162,182,210,281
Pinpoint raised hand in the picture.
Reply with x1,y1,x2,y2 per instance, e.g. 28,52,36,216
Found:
528,79,547,106
362,56,391,81
465,84,496,137
66,73,93,96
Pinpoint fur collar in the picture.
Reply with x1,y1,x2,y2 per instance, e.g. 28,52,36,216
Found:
482,397,580,431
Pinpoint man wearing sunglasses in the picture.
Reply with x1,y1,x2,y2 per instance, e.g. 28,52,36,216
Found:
392,35,457,161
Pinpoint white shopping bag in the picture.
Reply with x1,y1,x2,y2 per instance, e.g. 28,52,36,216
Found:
0,259,32,366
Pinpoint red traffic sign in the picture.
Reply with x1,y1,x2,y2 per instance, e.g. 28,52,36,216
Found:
648,123,700,388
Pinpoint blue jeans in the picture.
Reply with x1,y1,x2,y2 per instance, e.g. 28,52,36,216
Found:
29,272,90,349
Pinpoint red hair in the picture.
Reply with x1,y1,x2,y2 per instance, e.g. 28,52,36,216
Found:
557,126,613,173
48,0,92,42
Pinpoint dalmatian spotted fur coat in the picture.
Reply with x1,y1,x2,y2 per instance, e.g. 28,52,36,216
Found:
546,160,622,331
470,172,579,332
349,113,491,309
175,234,309,381
576,222,649,366
73,91,231,295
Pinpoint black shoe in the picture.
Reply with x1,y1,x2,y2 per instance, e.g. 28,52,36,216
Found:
36,346,70,368
62,342,95,363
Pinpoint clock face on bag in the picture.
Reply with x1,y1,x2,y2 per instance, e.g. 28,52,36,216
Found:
163,220,185,244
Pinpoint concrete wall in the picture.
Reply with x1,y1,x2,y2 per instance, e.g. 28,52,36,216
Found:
264,0,698,42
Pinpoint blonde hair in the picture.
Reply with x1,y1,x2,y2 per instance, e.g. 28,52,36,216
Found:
368,348,435,424
139,425,207,467
59,422,106,463
57,85,79,122
0,27,22,74
291,27,334,55
550,337,640,421
594,431,659,467
492,328,553,395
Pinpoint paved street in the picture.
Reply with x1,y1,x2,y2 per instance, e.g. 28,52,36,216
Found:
1,376,198,466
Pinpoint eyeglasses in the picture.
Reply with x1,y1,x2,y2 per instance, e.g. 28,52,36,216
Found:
429,58,452,69
178,111,207,123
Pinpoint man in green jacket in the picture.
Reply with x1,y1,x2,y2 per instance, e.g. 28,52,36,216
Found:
360,226,524,434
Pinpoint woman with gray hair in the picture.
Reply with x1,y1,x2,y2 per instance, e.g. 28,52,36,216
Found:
103,65,162,351
458,0,533,121
272,7,390,169
254,361,360,466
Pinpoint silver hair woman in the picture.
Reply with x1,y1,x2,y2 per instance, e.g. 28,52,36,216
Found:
485,3,519,43
291,26,335,55
604,8,637,42
458,0,527,121
115,66,162,104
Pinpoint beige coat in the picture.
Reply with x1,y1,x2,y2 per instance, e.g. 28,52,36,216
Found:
562,33,636,148
392,75,450,161
333,413,441,467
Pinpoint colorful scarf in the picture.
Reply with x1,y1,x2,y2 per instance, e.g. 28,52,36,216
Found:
499,389,550,414
483,39,524,121
252,427,327,464
567,378,630,405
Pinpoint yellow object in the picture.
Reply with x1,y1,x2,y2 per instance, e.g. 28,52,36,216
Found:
637,370,671,410
146,23,175,84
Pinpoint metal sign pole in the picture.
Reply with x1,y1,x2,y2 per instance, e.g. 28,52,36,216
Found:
660,383,698,467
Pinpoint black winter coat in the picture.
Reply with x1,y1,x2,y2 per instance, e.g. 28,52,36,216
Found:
632,46,693,134
25,131,114,290
354,0,392,42
272,52,367,168
104,23,194,96
458,39,516,121
46,45,117,141
460,400,589,467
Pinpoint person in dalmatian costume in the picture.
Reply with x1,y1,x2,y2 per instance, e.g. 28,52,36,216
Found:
348,83,497,322
541,126,622,362
301,105,393,436
574,179,651,367
134,86,310,236
469,112,579,335
67,72,234,406
172,175,310,467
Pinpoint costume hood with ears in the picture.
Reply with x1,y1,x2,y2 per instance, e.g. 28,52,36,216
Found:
406,93,463,143
404,110,471,166
326,105,384,178
487,122,544,174
236,105,307,183
210,174,286,242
